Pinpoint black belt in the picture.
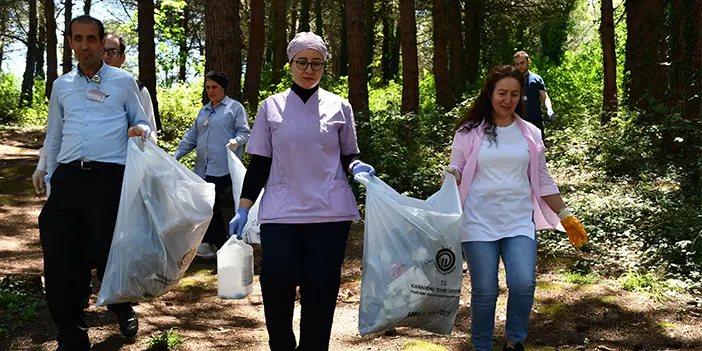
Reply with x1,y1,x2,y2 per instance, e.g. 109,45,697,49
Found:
62,160,124,171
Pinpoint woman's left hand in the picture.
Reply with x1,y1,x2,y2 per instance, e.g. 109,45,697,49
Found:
561,216,588,248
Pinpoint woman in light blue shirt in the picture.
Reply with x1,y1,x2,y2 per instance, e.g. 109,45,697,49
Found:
175,71,250,258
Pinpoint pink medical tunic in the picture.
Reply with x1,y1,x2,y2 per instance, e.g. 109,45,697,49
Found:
246,88,361,224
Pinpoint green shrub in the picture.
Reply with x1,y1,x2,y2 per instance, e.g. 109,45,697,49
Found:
145,327,183,351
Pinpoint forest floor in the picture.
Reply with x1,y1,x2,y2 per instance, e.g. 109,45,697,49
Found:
1,127,701,351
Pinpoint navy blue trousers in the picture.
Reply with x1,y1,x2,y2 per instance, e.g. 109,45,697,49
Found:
259,221,351,351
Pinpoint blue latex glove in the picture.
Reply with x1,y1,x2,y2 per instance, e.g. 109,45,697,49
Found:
351,161,375,177
229,208,249,239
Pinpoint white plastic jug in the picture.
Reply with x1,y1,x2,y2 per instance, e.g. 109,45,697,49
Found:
217,236,254,299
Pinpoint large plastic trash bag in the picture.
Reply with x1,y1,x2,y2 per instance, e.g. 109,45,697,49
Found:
97,138,216,306
356,174,463,336
226,147,263,244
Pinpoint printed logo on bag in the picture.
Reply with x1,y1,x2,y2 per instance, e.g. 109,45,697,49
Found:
179,248,197,269
434,247,456,274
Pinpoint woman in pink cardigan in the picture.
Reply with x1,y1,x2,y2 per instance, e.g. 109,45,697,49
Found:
443,65,587,351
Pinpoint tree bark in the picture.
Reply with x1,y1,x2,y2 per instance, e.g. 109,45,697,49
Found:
178,4,189,82
138,0,160,128
363,0,376,75
205,0,241,101
625,0,667,109
45,0,57,98
244,0,265,110
381,12,392,83
447,0,463,101
289,0,298,40
389,20,400,81
271,0,287,86
83,0,90,14
433,0,451,109
601,0,617,121
339,0,348,77
62,0,72,74
20,0,38,107
299,0,311,32
314,0,323,34
464,0,482,84
400,0,418,113
347,0,368,114
36,1,46,79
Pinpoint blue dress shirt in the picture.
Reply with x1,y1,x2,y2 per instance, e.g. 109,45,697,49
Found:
44,62,152,178
174,96,250,178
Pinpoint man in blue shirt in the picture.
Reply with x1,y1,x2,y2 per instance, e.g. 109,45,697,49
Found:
514,51,555,138
175,71,250,259
39,15,152,351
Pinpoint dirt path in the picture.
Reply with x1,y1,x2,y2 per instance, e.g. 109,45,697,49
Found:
1,127,701,351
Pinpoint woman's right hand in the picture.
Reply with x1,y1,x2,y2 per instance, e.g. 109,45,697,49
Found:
442,166,461,185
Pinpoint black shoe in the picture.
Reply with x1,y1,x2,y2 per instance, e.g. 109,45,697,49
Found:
55,342,91,351
112,306,139,338
503,342,525,351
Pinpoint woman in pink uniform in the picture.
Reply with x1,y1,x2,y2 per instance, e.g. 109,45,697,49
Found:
229,32,374,351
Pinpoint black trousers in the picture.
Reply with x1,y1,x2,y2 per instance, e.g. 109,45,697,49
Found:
203,174,232,248
259,221,351,351
39,162,131,346
524,117,545,141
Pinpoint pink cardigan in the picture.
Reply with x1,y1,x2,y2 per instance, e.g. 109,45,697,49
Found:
449,115,562,231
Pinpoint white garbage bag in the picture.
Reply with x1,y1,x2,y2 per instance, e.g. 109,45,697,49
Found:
356,174,463,336
97,138,216,306
226,148,263,244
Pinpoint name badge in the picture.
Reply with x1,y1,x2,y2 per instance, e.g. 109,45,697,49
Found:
87,90,106,103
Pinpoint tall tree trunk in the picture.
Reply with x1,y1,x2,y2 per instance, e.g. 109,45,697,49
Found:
389,20,400,81
178,5,189,82
314,0,323,34
138,0,160,129
601,0,617,121
206,0,242,100
433,0,451,109
625,0,667,109
347,0,368,114
339,0,348,77
400,0,418,113
244,0,265,110
83,0,91,14
363,0,376,75
271,0,287,86
62,0,72,74
45,0,57,97
381,12,392,83
464,0,482,84
36,1,46,79
20,0,38,107
289,0,298,40
447,0,463,101
298,0,311,32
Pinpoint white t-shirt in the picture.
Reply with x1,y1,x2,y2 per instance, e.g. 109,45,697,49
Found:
462,121,535,242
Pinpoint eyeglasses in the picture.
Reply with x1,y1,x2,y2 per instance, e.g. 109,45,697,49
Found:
101,48,121,58
294,60,324,72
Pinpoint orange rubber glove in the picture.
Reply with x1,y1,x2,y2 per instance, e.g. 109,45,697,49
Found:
561,215,587,248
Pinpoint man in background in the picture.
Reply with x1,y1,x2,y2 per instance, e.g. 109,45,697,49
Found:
514,51,555,139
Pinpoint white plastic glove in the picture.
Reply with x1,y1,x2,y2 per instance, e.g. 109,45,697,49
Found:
227,139,239,152
442,166,461,185
32,169,47,194
547,109,555,120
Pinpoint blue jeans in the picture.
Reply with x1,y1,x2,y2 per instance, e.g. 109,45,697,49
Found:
462,235,537,351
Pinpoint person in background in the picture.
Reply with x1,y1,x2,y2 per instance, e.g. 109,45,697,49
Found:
229,32,375,351
513,51,554,139
39,15,152,350
31,32,158,195
444,65,587,351
174,71,250,259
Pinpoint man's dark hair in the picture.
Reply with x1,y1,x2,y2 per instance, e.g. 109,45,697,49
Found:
106,33,126,54
67,15,105,41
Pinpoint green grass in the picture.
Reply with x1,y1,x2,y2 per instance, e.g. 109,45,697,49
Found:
402,341,450,351
562,271,599,284
145,327,184,350
539,302,569,319
536,281,563,292
617,271,678,301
